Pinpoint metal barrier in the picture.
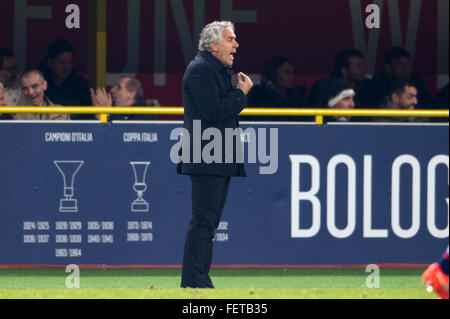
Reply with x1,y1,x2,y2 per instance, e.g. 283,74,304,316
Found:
1,106,448,124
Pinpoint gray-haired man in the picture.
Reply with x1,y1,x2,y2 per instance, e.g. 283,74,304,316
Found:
13,70,69,120
91,76,157,121
178,21,253,288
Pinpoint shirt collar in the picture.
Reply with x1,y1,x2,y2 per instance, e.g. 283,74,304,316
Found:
199,51,231,74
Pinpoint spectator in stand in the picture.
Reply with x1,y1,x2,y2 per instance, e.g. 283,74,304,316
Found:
365,47,435,110
371,77,427,123
436,83,450,110
90,76,158,121
13,70,69,120
0,82,12,119
39,39,93,120
436,83,449,108
433,83,449,123
0,48,22,106
245,56,307,121
307,49,370,108
320,76,359,123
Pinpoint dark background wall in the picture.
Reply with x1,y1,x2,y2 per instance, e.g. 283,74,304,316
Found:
0,0,448,105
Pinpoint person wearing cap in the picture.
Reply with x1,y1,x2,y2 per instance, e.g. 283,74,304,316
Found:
320,77,358,122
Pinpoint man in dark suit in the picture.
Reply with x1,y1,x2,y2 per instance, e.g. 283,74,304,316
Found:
178,21,253,288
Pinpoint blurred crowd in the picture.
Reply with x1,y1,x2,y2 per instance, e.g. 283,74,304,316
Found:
0,39,159,121
0,39,448,122
243,47,448,123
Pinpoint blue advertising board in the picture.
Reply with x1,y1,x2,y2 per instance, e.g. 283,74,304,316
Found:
0,121,448,266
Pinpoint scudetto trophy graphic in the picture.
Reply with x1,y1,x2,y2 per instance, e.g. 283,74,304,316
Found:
54,160,84,213
130,161,150,212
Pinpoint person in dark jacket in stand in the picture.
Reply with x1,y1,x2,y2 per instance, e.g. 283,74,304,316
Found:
40,39,93,120
433,83,449,123
246,56,307,121
307,49,370,109
365,47,435,111
177,21,253,288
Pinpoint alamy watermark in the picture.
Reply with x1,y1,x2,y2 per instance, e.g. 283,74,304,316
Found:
365,264,380,288
366,4,380,29
65,4,80,29
169,120,279,175
65,264,80,288
64,3,380,30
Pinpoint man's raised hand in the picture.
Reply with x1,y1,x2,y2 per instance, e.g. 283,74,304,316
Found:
237,72,254,96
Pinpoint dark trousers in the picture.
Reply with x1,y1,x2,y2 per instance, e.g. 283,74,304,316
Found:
181,174,231,288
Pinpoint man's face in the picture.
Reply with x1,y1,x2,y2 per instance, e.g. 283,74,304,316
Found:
391,86,418,109
387,57,412,79
21,73,48,106
0,89,7,106
275,62,295,88
345,56,366,83
210,27,239,67
334,94,356,109
0,56,19,87
110,78,135,106
48,52,73,82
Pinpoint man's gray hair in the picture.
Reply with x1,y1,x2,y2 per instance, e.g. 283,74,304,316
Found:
121,76,144,103
198,21,234,52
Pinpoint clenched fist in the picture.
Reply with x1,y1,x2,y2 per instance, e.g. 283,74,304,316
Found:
237,72,254,96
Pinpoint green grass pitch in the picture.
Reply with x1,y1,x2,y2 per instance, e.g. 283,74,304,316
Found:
0,267,435,299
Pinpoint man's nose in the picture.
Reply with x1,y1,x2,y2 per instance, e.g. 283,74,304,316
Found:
234,40,239,48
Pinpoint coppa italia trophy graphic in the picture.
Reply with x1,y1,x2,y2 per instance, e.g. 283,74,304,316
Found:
130,161,150,212
54,160,84,213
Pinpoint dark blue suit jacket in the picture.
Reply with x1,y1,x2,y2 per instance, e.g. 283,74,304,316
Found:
177,51,247,177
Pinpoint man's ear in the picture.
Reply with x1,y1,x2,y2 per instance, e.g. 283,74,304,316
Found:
129,90,137,103
42,80,48,91
390,93,399,105
210,42,218,52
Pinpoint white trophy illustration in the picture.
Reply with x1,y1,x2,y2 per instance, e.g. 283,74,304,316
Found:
54,160,84,213
130,161,150,212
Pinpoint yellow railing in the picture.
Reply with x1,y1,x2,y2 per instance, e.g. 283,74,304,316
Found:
1,106,448,124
